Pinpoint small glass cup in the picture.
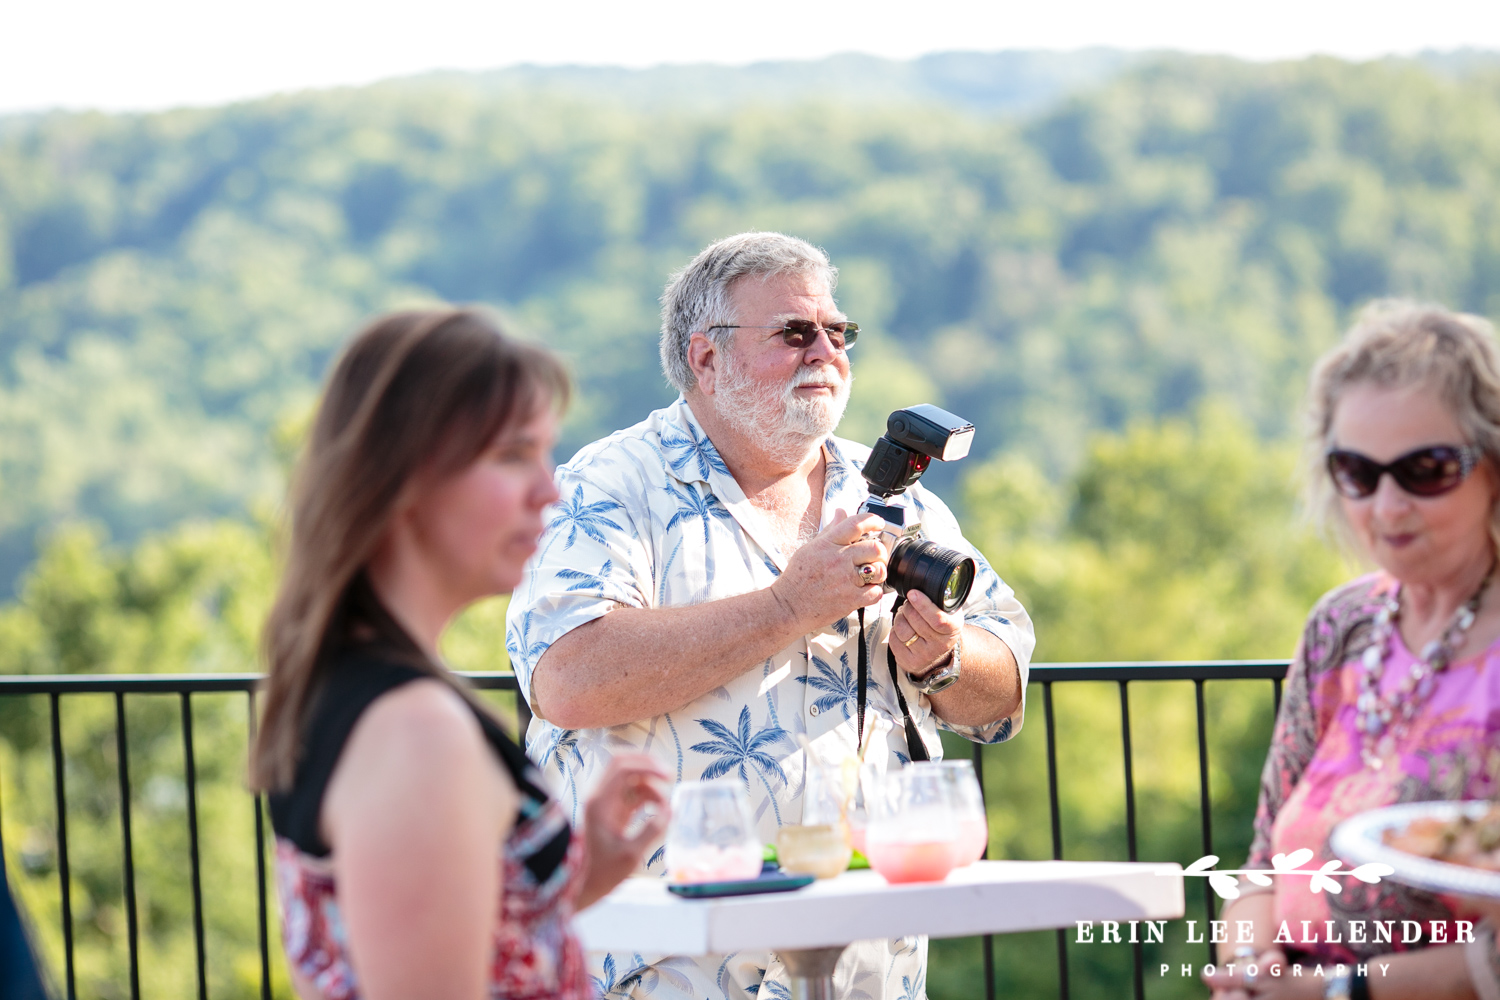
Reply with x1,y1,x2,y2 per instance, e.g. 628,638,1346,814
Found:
777,760,852,879
665,781,763,884
864,767,959,884
776,824,850,879
923,760,989,866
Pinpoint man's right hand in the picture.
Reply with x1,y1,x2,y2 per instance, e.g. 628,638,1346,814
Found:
534,509,891,729
770,509,889,631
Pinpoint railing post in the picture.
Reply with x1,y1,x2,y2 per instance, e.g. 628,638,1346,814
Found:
1043,681,1069,1000
1117,681,1143,1000
972,743,995,1000
49,692,76,1000
115,693,141,1000
516,693,533,739
249,691,272,1000
181,693,208,1000
1194,678,1215,963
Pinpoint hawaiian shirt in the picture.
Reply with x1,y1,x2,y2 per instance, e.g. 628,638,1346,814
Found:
506,397,1035,1000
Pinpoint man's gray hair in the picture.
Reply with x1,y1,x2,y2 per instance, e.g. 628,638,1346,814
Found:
659,232,837,393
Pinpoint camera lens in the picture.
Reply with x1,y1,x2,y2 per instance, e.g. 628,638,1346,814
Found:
888,539,976,612
942,560,975,609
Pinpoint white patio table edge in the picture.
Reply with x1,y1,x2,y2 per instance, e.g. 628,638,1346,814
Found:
575,859,1186,956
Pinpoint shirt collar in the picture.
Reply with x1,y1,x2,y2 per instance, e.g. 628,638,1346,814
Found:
665,400,862,572
659,398,732,487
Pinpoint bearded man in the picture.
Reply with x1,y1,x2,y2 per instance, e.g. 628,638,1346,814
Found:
506,232,1033,999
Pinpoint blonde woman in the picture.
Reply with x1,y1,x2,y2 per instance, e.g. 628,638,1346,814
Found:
1208,302,1500,999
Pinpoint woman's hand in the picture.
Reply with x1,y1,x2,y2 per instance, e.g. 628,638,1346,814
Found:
576,754,671,910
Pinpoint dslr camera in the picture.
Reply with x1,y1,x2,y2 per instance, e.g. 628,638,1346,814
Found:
858,404,978,612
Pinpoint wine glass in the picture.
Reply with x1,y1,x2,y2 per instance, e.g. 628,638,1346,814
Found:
925,760,989,866
864,767,959,884
665,781,763,884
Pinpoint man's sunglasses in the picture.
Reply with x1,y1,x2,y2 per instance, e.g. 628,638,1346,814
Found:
708,320,859,350
1325,444,1481,499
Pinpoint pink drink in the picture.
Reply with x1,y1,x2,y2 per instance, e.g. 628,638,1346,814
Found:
955,817,988,866
866,841,957,884
668,844,764,884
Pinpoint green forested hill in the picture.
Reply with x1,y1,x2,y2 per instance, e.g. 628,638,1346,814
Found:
3,53,1500,593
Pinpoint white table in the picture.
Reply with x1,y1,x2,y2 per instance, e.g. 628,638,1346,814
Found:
574,860,1184,999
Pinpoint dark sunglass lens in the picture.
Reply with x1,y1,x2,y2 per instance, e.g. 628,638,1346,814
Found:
779,320,818,347
1392,448,1467,496
1327,452,1380,498
780,320,858,349
819,322,849,348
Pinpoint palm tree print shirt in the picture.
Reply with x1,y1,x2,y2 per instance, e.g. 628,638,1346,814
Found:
506,398,1034,1000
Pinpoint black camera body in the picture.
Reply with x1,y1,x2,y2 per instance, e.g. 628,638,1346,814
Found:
859,405,978,611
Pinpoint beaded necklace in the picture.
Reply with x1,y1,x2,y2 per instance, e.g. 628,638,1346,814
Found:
1357,565,1495,769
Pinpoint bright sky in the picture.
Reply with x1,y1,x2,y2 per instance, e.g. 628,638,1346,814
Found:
3,0,1497,114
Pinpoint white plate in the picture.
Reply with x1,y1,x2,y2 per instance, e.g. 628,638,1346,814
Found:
1330,800,1500,898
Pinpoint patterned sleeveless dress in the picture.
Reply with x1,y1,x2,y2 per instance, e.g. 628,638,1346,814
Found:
269,650,590,999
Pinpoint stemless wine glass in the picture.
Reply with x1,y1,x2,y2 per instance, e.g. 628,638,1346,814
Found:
777,761,852,879
926,760,989,866
864,767,959,884
665,781,764,884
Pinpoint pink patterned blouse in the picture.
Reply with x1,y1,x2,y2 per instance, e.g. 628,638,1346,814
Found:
1248,572,1498,963
270,651,591,1000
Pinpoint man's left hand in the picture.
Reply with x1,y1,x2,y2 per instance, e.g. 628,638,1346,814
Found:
889,590,962,677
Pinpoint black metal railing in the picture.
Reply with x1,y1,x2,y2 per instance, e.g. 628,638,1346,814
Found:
0,661,1288,1000
1026,661,1289,1000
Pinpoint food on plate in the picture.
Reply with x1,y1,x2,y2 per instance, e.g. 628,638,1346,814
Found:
1383,804,1500,870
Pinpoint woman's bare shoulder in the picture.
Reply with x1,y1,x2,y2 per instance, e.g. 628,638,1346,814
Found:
324,679,516,839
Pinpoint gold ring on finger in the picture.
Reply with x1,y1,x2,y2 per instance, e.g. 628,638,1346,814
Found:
902,632,920,648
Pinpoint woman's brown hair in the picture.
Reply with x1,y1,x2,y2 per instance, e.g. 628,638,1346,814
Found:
250,308,568,791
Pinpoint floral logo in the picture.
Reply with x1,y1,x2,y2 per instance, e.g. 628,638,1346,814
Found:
1169,849,1395,899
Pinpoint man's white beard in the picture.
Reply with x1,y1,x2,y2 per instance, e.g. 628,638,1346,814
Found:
713,352,852,466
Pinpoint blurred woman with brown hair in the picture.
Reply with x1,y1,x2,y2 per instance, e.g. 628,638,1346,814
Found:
251,309,667,1000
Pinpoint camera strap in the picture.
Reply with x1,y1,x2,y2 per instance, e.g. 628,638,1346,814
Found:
855,596,930,763
856,607,868,752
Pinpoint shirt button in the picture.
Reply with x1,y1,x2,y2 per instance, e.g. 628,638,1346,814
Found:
809,704,821,717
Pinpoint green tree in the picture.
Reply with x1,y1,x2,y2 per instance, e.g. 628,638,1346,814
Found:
5,55,1500,591
925,407,1349,999
0,522,283,998
0,520,527,999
